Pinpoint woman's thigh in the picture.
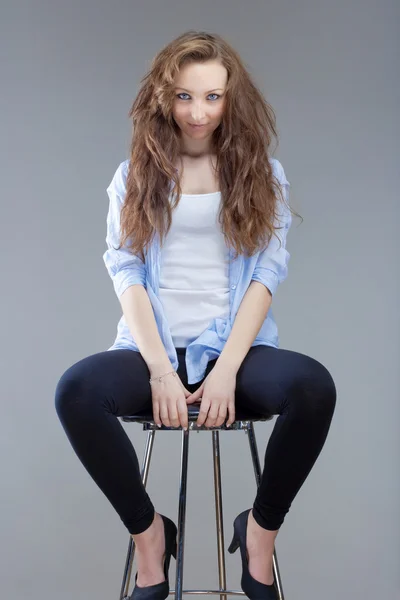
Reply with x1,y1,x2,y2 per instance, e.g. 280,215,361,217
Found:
234,344,337,417
55,349,154,417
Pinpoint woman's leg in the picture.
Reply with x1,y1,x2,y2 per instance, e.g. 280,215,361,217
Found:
55,349,157,535
232,344,337,585
234,344,337,531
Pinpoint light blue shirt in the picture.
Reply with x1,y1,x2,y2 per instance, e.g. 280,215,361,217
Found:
103,157,292,383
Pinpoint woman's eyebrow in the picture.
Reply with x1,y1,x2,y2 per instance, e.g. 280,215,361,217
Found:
175,87,224,93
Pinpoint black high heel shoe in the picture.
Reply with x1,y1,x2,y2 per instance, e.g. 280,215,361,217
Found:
228,508,278,600
130,514,178,600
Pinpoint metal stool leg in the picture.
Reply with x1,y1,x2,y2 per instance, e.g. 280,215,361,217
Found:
119,429,156,600
174,428,190,599
212,430,228,600
246,422,285,600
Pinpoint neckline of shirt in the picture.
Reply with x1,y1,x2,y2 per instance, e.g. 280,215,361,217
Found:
180,191,221,197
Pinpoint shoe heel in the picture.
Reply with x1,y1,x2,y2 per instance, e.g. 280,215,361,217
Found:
227,532,240,554
171,538,177,560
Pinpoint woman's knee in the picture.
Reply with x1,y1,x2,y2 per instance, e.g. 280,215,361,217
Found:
289,356,337,420
54,359,103,420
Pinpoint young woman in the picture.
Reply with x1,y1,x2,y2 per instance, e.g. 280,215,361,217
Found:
55,30,337,600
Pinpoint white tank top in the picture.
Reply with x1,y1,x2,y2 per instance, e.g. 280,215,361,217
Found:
158,191,230,348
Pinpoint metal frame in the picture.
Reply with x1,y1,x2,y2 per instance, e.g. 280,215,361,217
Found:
119,420,285,599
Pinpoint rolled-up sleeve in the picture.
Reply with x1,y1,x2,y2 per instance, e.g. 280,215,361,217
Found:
250,159,292,296
102,161,147,299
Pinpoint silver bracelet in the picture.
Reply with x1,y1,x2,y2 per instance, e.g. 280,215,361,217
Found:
149,370,177,384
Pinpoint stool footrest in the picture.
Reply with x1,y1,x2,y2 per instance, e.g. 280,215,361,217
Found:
122,591,246,598
167,589,246,596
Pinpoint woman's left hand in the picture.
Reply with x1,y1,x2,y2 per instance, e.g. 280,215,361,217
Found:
186,362,237,428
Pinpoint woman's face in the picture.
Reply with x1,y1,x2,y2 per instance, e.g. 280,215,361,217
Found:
172,60,228,144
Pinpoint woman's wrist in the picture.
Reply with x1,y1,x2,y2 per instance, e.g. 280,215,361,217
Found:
149,369,177,384
148,358,174,377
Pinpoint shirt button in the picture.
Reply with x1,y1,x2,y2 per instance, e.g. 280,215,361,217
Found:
231,284,236,289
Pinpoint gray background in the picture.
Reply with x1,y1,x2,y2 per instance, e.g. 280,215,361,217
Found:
1,1,399,599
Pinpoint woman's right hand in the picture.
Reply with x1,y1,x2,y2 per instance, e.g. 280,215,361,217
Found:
150,370,192,430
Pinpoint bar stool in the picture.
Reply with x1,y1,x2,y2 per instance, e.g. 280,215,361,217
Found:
118,403,285,600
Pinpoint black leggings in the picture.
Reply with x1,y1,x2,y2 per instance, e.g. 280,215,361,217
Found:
55,345,336,534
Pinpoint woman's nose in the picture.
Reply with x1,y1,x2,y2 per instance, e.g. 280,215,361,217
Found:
190,103,206,121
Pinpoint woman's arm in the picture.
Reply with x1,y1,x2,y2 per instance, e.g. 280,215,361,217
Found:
103,161,172,376
217,160,292,372
120,285,173,377
250,159,292,296
217,280,272,372
102,161,147,298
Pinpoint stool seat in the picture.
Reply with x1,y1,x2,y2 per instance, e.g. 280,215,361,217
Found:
122,402,273,429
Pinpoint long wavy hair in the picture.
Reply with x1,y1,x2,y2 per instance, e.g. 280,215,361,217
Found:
117,30,302,264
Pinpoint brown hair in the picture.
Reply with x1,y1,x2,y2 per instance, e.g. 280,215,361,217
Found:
118,30,302,263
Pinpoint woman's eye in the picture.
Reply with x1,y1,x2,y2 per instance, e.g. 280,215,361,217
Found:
176,93,220,101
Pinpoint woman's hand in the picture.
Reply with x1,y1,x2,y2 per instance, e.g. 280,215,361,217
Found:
186,362,237,428
151,371,192,430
